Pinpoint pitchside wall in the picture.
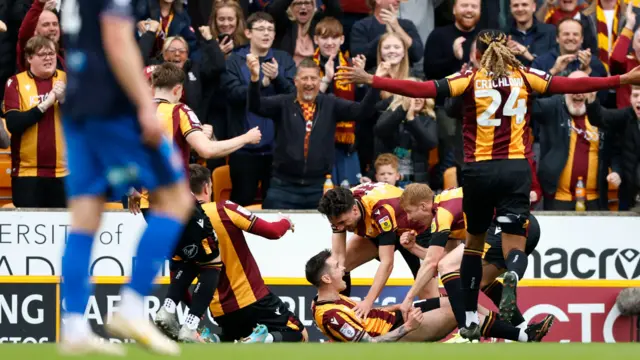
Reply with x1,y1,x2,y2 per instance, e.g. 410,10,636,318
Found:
0,209,637,343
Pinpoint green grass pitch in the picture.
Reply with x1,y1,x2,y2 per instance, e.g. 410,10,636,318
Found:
0,343,637,359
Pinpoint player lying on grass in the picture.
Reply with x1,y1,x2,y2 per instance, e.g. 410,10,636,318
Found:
318,183,432,319
398,184,543,335
337,28,640,341
155,164,306,343
305,249,553,342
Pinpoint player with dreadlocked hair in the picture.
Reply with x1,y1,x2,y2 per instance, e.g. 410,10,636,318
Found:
336,28,640,341
476,31,522,79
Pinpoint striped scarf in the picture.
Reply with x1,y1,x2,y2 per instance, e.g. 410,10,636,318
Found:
313,48,356,145
299,102,316,159
544,3,586,25
596,0,621,72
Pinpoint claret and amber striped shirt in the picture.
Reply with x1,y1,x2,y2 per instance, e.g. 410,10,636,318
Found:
444,66,552,163
205,201,270,317
3,70,68,178
312,295,399,342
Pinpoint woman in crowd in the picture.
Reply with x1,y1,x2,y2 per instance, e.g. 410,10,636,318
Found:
266,0,342,64
359,32,411,179
374,91,439,187
198,1,249,148
137,0,201,61
141,36,226,126
202,0,249,59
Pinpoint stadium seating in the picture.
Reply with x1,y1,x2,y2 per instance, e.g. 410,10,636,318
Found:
443,167,457,190
212,165,232,202
0,151,12,206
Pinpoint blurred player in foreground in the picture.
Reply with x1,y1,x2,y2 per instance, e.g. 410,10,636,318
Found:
336,29,640,340
59,0,191,356
317,183,431,320
305,250,553,342
399,184,547,342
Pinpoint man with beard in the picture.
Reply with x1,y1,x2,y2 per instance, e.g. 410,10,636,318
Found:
534,70,622,210
246,55,382,209
423,0,480,81
17,0,63,72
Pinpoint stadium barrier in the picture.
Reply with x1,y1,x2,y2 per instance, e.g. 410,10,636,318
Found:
0,209,639,280
0,276,637,343
0,209,638,342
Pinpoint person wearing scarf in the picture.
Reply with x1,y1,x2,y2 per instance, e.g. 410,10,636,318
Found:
610,2,640,107
584,0,627,73
313,16,361,186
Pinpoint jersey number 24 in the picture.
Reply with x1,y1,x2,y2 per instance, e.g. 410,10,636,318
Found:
475,87,527,127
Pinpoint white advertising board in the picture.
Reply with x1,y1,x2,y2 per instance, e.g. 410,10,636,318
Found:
0,211,637,280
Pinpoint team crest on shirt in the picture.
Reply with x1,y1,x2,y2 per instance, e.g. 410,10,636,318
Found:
339,323,356,339
182,244,198,258
378,216,392,232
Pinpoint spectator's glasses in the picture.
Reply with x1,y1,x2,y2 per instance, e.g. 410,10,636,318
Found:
166,48,188,55
292,0,313,7
35,51,56,59
251,27,275,33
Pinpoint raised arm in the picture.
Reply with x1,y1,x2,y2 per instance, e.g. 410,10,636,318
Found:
187,130,258,159
545,74,622,94
247,215,293,239
370,76,441,98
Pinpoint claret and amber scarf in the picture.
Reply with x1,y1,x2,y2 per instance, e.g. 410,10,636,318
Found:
595,0,621,72
313,48,356,146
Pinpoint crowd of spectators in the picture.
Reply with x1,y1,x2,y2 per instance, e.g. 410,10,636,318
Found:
1,0,640,212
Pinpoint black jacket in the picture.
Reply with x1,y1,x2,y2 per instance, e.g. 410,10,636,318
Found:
532,95,620,209
583,99,640,210
374,106,438,184
0,0,30,101
248,80,381,184
136,0,201,61
140,33,226,121
266,0,342,57
221,46,297,152
504,19,557,67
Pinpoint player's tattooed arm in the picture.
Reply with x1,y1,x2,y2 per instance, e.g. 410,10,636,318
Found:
359,324,410,343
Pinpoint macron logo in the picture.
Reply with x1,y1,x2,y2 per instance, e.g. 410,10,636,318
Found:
197,219,204,228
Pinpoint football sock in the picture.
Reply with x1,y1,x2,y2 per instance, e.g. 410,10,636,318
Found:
189,265,221,318
413,297,441,312
61,231,95,314
460,248,483,325
481,311,526,341
166,264,198,307
164,298,177,314
441,271,466,329
185,313,200,330
269,331,304,342
129,212,184,297
340,271,352,297
481,280,526,327
506,249,528,281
